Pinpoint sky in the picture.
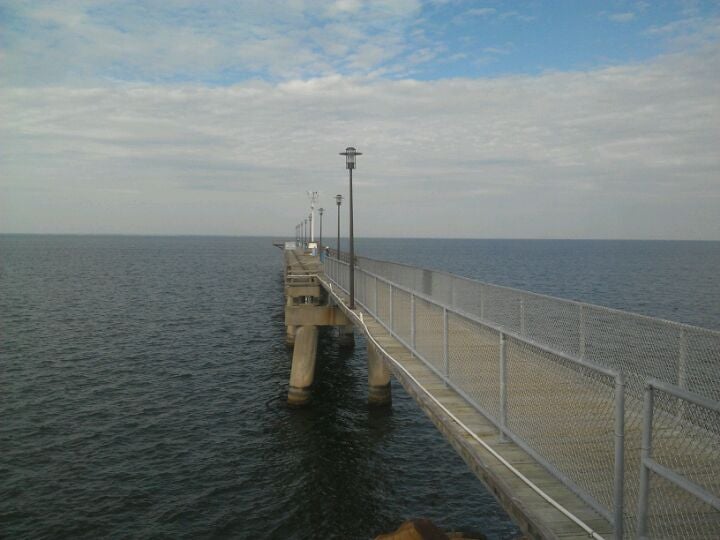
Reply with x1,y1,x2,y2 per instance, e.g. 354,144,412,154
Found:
1,0,719,239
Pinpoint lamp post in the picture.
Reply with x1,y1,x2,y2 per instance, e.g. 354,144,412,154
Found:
307,191,319,243
318,208,324,249
340,146,362,309
335,194,342,259
303,218,308,248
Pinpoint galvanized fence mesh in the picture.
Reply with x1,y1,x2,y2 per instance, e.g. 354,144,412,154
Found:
323,255,720,539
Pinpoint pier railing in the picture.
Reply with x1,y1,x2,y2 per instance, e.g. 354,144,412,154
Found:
324,255,720,539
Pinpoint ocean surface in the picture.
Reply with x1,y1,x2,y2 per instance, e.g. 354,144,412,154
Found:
2,235,719,539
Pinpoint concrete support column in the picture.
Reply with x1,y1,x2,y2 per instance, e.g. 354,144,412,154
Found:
286,325,297,346
367,341,392,406
288,325,319,406
338,324,355,348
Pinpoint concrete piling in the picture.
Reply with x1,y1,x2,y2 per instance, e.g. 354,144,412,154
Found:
283,249,352,405
288,325,319,406
286,324,297,346
367,341,392,406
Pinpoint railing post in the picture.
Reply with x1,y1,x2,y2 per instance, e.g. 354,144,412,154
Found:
613,374,626,540
411,293,416,349
443,307,449,385
479,286,485,320
637,384,654,539
389,283,394,331
579,304,586,359
374,275,378,315
499,332,507,441
678,329,687,388
677,330,688,420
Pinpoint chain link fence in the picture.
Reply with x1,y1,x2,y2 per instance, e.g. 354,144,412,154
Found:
323,254,720,539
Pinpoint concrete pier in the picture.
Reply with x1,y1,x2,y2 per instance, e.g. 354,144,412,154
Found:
282,247,351,405
367,341,392,406
287,325,319,406
286,324,297,345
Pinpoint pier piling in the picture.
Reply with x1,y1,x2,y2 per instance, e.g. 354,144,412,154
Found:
367,341,392,406
288,325,319,406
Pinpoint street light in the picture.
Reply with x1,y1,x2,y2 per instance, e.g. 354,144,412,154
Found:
303,218,308,248
307,191,319,243
335,194,343,259
339,146,362,309
318,208,324,250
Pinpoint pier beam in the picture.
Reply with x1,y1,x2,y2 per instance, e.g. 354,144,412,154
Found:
338,324,355,348
288,325,319,406
367,342,392,406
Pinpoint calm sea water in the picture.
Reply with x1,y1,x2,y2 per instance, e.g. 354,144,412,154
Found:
2,235,719,539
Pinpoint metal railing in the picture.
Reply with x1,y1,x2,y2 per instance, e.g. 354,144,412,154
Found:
323,255,720,539
637,380,720,539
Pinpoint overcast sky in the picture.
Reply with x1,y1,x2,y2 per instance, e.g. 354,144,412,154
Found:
1,0,719,239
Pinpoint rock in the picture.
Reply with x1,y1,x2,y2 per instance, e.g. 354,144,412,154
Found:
375,519,449,540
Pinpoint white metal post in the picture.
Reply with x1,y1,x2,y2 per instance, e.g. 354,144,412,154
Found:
499,332,508,441
374,276,378,315
678,330,688,419
613,374,626,540
389,284,394,331
637,385,654,538
443,307,449,384
411,293,416,349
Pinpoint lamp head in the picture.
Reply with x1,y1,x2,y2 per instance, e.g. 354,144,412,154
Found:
339,146,362,170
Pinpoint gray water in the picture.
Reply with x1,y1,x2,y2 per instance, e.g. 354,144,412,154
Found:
2,235,719,539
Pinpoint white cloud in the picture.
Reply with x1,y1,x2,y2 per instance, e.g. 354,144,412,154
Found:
2,45,719,239
608,12,636,23
1,0,424,85
466,8,496,17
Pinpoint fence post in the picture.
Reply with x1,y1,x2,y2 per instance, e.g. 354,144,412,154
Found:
613,374,626,540
579,304,586,359
479,286,485,320
443,307,449,385
374,276,378,315
389,283,394,331
499,332,507,441
411,293,416,349
637,384,654,538
677,330,688,420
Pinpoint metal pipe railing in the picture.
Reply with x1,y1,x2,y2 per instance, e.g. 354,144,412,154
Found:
323,255,720,539
324,257,624,533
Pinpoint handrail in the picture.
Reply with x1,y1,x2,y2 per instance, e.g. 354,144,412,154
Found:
332,257,620,379
317,271,608,540
322,255,720,539
636,380,720,538
352,252,720,337
323,256,626,537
